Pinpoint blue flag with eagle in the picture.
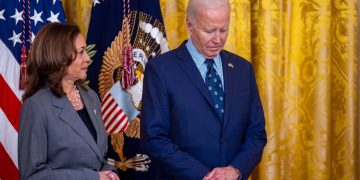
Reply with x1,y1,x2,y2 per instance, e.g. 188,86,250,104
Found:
86,0,168,179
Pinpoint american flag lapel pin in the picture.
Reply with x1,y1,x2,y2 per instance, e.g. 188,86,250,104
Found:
228,63,234,68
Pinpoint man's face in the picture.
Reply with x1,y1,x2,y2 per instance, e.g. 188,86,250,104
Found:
186,6,230,59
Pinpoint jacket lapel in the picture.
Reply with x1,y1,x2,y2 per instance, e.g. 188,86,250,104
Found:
177,42,216,112
52,90,103,161
220,51,235,128
78,86,102,147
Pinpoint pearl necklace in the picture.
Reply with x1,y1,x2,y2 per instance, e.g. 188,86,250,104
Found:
67,85,81,108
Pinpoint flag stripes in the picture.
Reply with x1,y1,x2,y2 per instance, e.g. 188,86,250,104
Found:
101,92,129,134
0,40,20,180
0,143,19,180
0,76,21,131
0,108,19,167
0,40,22,101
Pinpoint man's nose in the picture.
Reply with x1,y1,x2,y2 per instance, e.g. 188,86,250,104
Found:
212,32,221,43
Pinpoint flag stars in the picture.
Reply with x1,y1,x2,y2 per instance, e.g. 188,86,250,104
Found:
93,0,100,6
10,9,23,25
8,30,22,47
30,10,44,26
47,11,60,23
0,9,5,20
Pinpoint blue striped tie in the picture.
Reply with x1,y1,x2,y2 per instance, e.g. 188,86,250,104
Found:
205,59,224,121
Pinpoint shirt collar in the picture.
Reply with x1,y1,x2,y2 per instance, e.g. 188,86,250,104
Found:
185,39,222,67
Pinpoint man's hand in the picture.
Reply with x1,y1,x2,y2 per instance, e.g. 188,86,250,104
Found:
203,166,240,180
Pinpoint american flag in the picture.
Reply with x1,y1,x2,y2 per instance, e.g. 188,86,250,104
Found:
101,81,139,134
102,91,129,134
0,0,65,179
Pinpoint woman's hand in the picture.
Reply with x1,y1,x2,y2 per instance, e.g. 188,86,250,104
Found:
99,171,110,180
99,170,120,180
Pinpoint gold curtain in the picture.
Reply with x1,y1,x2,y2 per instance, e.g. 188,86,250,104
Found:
63,0,359,179
62,0,92,38
162,0,359,179
159,0,251,59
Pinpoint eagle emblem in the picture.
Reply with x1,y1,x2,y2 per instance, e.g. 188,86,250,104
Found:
98,11,168,172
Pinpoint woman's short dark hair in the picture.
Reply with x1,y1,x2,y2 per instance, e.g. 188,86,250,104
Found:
23,23,85,101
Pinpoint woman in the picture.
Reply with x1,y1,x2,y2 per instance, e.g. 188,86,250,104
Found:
18,23,119,180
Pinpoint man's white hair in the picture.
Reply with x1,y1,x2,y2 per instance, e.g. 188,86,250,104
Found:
186,0,230,20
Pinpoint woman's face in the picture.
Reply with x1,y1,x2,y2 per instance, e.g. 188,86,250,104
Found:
63,34,90,82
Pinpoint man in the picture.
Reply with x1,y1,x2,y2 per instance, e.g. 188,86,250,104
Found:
141,0,267,179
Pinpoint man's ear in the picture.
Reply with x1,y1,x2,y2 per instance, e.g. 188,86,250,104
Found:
186,17,193,33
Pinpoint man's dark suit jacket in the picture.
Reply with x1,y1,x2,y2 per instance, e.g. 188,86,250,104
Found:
141,41,267,179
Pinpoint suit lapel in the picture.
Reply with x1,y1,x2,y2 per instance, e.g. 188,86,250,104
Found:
78,86,102,147
52,90,102,161
177,42,216,111
220,51,235,128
